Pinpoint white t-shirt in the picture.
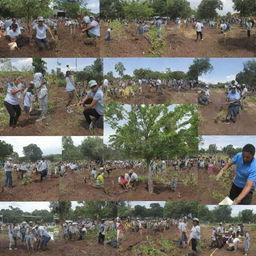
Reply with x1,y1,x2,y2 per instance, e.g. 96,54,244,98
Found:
33,24,49,39
38,85,48,100
24,91,33,107
103,79,109,86
89,20,100,37
6,27,21,39
65,76,76,92
233,237,240,245
4,161,13,172
4,84,19,105
130,172,138,181
195,22,204,32
34,73,43,88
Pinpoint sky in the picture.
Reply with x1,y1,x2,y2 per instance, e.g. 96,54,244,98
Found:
207,205,256,217
103,58,250,84
0,202,80,212
200,136,256,150
85,0,99,13
0,58,96,73
0,136,62,157
189,0,235,15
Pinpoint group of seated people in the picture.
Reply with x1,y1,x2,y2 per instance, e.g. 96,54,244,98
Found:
210,223,250,254
118,170,139,190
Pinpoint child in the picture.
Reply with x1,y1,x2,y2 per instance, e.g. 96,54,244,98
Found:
23,82,34,120
244,231,250,256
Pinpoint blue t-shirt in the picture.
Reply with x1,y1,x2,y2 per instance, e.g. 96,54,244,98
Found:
228,90,240,101
232,152,256,188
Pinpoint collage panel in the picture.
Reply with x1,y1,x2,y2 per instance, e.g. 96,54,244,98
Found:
100,0,255,57
0,0,100,58
0,57,104,136
0,201,255,255
60,136,105,201
0,136,62,201
198,136,256,205
104,58,197,105
103,103,199,201
198,58,256,135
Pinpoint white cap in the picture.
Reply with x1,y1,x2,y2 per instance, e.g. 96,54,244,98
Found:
88,80,97,88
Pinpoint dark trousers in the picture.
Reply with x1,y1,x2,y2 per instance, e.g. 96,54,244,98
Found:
196,31,203,40
40,169,48,182
5,172,13,187
247,30,251,37
98,232,105,244
36,38,49,50
4,101,21,127
229,183,253,205
83,108,101,124
191,238,197,252
40,236,51,250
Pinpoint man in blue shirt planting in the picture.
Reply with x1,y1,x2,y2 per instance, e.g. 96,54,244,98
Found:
217,144,256,205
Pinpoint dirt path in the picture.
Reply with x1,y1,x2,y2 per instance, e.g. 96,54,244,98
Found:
106,86,197,104
0,23,100,58
199,90,256,135
0,85,103,136
100,23,255,57
0,171,59,201
59,167,198,201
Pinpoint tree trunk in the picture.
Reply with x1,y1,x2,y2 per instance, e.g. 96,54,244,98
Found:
147,160,153,193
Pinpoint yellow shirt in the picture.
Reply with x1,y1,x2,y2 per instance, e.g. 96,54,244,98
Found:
97,174,104,184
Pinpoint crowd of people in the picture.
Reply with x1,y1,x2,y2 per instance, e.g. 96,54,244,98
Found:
210,222,250,254
106,78,198,99
0,14,100,51
198,80,250,124
2,220,53,251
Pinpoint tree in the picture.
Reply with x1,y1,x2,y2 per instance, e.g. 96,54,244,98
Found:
187,58,213,82
49,201,72,222
236,60,256,88
80,137,104,161
208,144,218,154
222,145,241,158
100,0,125,19
134,205,148,218
239,209,254,223
32,58,47,74
212,206,232,223
164,202,199,219
0,58,14,72
0,140,13,160
166,0,192,19
23,144,43,162
197,0,223,19
233,0,256,17
123,1,154,20
198,204,213,222
148,203,164,218
114,62,126,78
105,104,199,193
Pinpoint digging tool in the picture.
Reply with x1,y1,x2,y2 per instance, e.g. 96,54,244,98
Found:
210,248,218,256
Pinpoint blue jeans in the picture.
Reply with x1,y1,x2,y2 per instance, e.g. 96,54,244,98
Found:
40,236,51,250
5,172,13,187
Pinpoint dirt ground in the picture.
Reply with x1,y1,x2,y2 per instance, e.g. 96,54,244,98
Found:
100,23,256,57
199,90,256,135
59,167,198,201
106,85,197,104
198,166,256,205
81,224,256,256
0,170,59,201
0,22,100,58
0,82,103,136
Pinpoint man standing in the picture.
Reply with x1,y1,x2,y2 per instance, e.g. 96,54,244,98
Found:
33,16,55,50
217,144,256,204
98,220,106,245
4,158,14,188
37,159,48,182
195,20,204,41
